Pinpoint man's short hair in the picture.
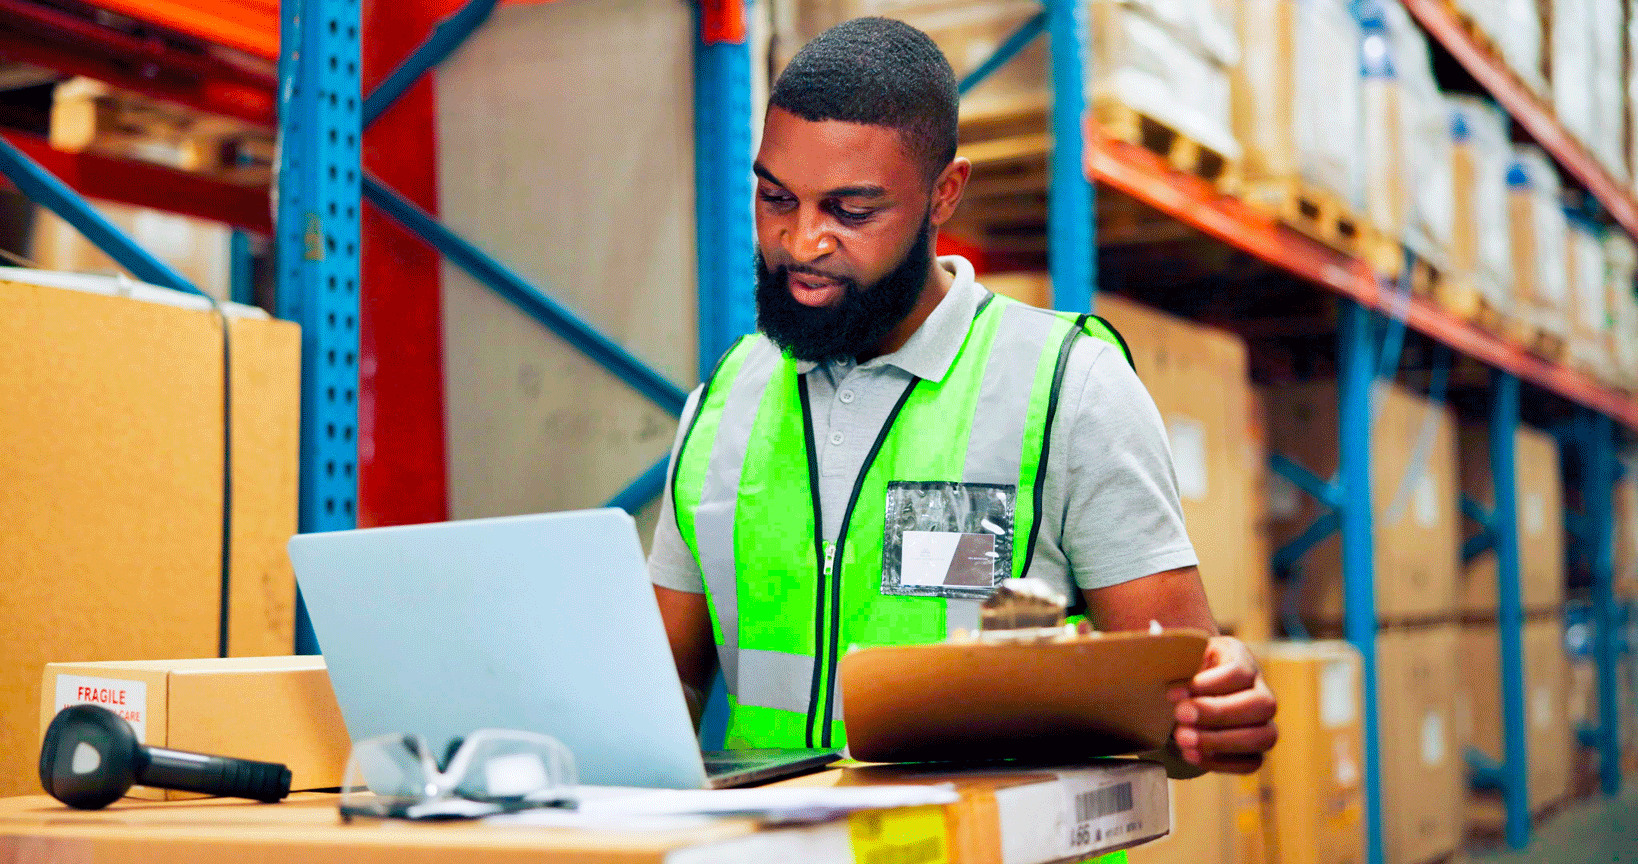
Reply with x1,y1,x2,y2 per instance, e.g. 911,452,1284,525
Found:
770,17,959,182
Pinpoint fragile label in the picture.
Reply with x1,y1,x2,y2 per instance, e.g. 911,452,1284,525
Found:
1062,774,1143,857
849,805,948,864
55,675,148,741
1167,417,1209,502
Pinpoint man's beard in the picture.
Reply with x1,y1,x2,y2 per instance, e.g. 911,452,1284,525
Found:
754,215,934,365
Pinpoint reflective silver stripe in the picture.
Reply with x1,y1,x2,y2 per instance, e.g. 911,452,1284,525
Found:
963,304,1058,486
737,647,814,714
694,338,782,698
946,598,981,638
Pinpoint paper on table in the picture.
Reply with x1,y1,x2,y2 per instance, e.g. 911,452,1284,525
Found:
492,784,960,828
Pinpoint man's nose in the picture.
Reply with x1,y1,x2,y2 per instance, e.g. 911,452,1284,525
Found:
783,206,836,264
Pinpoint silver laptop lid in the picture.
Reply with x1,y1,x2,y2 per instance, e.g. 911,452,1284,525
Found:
287,509,709,789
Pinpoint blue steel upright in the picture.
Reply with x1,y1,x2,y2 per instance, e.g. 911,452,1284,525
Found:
1585,411,1623,796
1044,0,1094,313
691,0,757,380
1489,371,1531,848
277,0,362,654
1336,299,1383,864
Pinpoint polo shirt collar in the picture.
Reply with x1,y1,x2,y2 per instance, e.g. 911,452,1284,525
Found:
792,255,983,384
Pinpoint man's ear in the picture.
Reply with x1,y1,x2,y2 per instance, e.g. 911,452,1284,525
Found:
929,157,971,228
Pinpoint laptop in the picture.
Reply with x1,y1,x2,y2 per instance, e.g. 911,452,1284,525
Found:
287,509,836,789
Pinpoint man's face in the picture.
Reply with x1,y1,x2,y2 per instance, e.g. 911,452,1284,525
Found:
753,107,935,362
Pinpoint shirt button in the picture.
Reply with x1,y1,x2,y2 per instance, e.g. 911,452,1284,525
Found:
839,390,855,404
830,431,845,446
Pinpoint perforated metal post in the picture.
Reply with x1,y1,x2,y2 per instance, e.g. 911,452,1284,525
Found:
1490,371,1531,847
1044,0,1094,313
1337,299,1384,864
278,0,362,654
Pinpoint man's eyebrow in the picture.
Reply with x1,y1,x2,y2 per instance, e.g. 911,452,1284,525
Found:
752,163,887,200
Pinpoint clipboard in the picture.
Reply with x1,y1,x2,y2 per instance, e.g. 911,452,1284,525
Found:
839,630,1210,763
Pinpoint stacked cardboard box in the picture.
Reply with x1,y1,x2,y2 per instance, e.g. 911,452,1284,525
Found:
1376,625,1463,864
1381,1,1453,272
1456,619,1575,813
1605,235,1638,391
0,273,300,797
1446,96,1515,321
1566,212,1611,376
1551,0,1628,183
1256,641,1367,864
983,276,1273,639
1508,146,1571,352
1455,424,1566,615
1263,381,1460,629
1127,771,1267,864
1451,0,1547,97
1615,468,1638,599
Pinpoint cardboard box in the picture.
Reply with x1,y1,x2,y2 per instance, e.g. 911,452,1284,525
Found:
1232,769,1272,864
1456,619,1573,810
1264,382,1460,625
40,656,350,799
1127,770,1267,864
1376,625,1462,864
977,279,1271,635
1457,423,1566,615
1257,641,1366,864
1509,146,1570,345
1447,96,1515,314
1614,471,1638,599
0,275,300,797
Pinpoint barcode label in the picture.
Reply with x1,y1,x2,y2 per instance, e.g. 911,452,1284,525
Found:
1074,782,1134,823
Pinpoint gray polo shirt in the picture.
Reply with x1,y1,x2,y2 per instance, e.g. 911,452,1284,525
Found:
648,255,1197,602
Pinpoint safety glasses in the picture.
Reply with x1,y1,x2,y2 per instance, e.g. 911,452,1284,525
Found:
339,729,577,820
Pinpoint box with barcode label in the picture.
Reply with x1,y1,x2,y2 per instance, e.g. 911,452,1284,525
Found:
40,656,350,800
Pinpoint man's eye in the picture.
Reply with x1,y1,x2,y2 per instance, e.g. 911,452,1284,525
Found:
834,206,873,222
759,192,794,206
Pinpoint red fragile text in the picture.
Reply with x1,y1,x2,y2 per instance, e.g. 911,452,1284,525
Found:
75,686,127,706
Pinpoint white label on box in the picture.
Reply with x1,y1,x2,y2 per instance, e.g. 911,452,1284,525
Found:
1334,737,1359,787
994,765,1162,864
1421,710,1447,767
1268,471,1301,518
55,675,148,741
1321,660,1357,729
1167,416,1209,502
1533,686,1554,730
1524,492,1546,536
1057,767,1150,860
1414,474,1440,527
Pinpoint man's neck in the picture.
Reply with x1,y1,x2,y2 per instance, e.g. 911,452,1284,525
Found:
858,255,951,363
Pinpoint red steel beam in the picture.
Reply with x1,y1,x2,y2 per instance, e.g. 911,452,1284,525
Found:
1086,122,1638,430
1401,0,1638,239
0,131,272,233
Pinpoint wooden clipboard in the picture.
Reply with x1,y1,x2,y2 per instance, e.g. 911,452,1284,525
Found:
839,630,1210,763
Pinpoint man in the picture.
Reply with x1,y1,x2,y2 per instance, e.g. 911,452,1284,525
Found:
649,17,1276,774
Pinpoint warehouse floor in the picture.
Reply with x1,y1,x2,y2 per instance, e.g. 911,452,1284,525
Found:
1470,786,1638,863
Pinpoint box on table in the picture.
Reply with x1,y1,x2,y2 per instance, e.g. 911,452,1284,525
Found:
1376,625,1462,864
1256,641,1366,864
0,274,299,798
1457,423,1565,615
1456,618,1573,811
40,656,350,800
1264,381,1459,626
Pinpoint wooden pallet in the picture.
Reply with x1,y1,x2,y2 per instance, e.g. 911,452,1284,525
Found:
1526,327,1570,362
1090,98,1240,194
1429,277,1512,337
1241,177,1373,259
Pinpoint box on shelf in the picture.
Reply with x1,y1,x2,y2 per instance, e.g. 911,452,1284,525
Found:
1232,0,1361,210
1565,211,1611,376
39,656,349,800
1256,641,1366,864
1383,0,1453,269
1264,381,1459,625
0,273,300,798
1456,423,1566,615
1591,0,1627,182
1500,0,1548,96
1358,6,1405,244
1375,625,1462,864
1456,618,1574,811
1447,96,1514,316
1551,0,1597,156
984,277,1270,635
1508,146,1571,349
1615,467,1638,598
1089,0,1239,163
1603,234,1638,391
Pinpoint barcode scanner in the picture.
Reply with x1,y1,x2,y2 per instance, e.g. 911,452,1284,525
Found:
39,704,292,809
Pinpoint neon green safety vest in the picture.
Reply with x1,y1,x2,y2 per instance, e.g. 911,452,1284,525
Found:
672,292,1133,752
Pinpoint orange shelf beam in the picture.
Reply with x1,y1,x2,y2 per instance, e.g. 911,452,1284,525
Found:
1400,0,1638,239
1085,121,1638,430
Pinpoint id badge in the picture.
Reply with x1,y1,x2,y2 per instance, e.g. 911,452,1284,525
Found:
880,480,1015,599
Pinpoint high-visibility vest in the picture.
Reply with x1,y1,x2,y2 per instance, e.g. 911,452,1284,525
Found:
672,292,1132,750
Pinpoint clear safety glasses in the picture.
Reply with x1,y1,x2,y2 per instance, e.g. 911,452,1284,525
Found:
339,729,577,820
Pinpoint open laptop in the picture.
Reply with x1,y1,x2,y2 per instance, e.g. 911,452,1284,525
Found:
287,509,836,789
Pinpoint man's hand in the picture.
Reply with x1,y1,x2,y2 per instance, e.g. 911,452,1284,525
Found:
1168,635,1277,774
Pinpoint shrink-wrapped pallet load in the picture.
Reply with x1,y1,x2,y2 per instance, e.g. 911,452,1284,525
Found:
1447,96,1514,318
1509,146,1571,353
1383,0,1453,269
1589,0,1627,181
1358,3,1405,246
1233,0,1362,209
1565,211,1610,377
1607,233,1638,389
1499,0,1548,96
1089,0,1241,162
